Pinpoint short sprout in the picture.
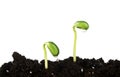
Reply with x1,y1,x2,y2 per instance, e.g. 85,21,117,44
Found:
43,41,59,69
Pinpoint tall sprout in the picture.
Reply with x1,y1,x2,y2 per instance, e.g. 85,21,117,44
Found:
73,21,89,62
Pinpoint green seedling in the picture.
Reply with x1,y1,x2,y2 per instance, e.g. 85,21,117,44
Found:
43,41,59,69
73,21,89,62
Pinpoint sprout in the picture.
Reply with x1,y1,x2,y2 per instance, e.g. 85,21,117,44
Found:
73,21,89,62
43,41,59,69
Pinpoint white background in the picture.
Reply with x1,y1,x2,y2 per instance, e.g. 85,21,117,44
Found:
0,0,120,66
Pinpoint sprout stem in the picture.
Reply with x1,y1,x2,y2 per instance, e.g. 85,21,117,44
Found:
73,26,77,62
43,43,48,69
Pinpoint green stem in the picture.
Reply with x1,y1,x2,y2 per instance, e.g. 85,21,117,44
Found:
73,26,77,62
43,44,48,69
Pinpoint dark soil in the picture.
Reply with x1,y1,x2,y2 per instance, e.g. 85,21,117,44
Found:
1,52,120,77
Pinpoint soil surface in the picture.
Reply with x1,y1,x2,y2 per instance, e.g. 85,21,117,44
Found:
1,52,120,77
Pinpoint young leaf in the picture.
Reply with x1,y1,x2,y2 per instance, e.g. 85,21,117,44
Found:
73,21,89,30
46,41,59,56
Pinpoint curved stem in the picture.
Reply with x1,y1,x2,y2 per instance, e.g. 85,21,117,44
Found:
73,26,77,62
43,44,48,69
